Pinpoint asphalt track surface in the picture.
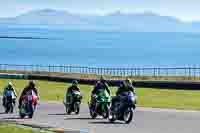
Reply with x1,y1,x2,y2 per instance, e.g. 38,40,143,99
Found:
0,100,200,133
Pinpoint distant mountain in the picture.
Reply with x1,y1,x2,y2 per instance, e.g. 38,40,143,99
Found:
0,9,199,32
0,9,84,25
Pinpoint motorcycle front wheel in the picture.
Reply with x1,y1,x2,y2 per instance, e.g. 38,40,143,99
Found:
123,108,133,124
74,102,80,115
109,111,116,123
65,103,72,115
20,113,26,119
19,108,26,119
102,104,109,119
9,103,14,113
28,113,34,118
28,104,34,118
89,106,97,119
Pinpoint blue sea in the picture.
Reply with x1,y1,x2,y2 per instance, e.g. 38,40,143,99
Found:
0,27,200,67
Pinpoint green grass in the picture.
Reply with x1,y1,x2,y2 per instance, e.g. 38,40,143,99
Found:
138,88,200,110
0,123,46,133
1,78,200,110
0,79,116,104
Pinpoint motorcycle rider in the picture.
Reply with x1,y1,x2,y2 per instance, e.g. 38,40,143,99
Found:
111,79,135,110
90,76,111,109
117,79,135,95
18,80,39,109
66,80,82,105
2,82,17,107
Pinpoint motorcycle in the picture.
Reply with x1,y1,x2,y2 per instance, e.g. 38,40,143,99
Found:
88,89,111,119
4,90,16,113
109,91,136,124
64,90,82,115
19,90,38,118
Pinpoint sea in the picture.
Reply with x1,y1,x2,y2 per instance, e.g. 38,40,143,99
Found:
0,27,200,67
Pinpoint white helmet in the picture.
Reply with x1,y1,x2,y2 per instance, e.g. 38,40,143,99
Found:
8,82,13,86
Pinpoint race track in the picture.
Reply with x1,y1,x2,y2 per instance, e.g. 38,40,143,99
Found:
0,100,200,133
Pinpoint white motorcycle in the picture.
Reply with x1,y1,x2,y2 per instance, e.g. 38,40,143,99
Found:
4,90,16,113
63,90,82,115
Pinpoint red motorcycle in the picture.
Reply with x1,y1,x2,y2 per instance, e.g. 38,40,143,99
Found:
19,90,38,118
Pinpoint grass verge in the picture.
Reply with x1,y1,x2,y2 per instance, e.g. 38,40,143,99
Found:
0,123,46,133
1,79,200,110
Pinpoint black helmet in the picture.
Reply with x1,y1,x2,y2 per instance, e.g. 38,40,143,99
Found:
72,80,78,86
100,76,106,83
29,80,35,87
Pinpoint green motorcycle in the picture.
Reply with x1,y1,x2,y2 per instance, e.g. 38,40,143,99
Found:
89,89,111,119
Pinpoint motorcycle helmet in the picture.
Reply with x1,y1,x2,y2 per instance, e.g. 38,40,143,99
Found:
100,76,106,83
72,80,78,86
7,82,13,89
125,78,132,86
29,80,35,88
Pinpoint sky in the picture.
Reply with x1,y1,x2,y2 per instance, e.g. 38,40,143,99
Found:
1,0,200,21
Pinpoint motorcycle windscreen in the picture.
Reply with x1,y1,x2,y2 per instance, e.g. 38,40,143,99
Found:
72,90,81,95
97,90,110,102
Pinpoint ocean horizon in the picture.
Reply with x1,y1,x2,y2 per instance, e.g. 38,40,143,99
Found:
1,27,200,67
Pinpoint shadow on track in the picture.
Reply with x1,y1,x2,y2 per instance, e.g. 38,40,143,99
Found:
0,112,6,114
65,117,102,120
2,117,22,120
48,113,67,116
89,121,124,125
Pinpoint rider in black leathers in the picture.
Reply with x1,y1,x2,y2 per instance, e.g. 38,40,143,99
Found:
111,79,135,110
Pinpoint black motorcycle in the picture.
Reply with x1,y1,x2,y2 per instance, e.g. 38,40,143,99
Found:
109,91,136,124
